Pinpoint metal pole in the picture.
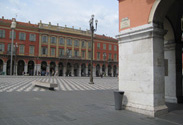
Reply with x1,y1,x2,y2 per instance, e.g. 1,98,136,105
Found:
89,28,94,84
10,29,14,75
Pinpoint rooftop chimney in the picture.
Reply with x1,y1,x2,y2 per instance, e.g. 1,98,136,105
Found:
2,16,4,19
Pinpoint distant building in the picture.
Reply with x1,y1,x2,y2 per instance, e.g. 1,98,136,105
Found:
0,17,118,77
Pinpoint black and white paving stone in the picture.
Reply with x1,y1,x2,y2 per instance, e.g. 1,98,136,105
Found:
0,76,118,92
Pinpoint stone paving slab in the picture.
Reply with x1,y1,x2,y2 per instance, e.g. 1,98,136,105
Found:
0,89,183,125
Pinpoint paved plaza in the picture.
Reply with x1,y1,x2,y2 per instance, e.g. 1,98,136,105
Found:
0,76,183,125
0,76,118,92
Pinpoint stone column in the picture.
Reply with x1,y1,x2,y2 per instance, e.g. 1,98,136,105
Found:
37,64,41,72
79,65,81,77
63,66,66,77
117,24,168,117
55,64,58,72
86,66,88,76
100,65,102,75
106,65,108,77
15,63,18,75
93,66,96,77
71,66,74,76
164,42,177,103
47,64,50,72
34,64,36,75
3,63,6,75
111,66,113,77
24,63,27,75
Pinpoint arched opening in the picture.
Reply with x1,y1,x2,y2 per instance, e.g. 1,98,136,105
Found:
152,0,183,103
96,64,100,77
0,59,3,75
50,62,56,76
66,63,72,76
108,65,112,77
88,64,91,76
41,61,47,76
74,63,79,76
28,60,34,76
113,65,117,77
81,63,86,76
58,62,63,76
117,0,183,117
102,64,106,76
6,60,14,75
17,60,25,75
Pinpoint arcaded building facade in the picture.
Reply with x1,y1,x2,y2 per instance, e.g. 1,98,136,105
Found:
0,17,118,77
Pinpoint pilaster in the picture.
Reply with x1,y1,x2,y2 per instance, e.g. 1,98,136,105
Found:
117,23,168,117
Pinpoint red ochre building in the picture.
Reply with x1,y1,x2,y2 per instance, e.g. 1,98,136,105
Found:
0,17,118,77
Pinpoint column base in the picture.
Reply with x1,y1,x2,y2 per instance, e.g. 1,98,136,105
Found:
89,82,94,84
165,96,177,103
124,104,168,117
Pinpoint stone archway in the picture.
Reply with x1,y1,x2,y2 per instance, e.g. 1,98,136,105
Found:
88,64,91,77
113,65,117,77
58,62,64,76
96,64,100,77
41,61,47,76
117,0,183,117
28,60,34,76
108,65,112,77
0,59,3,75
6,60,14,75
81,63,86,76
50,62,56,76
17,60,25,75
74,63,79,76
66,63,72,76
152,0,183,104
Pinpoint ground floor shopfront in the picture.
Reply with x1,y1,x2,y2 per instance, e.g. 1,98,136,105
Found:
0,56,118,77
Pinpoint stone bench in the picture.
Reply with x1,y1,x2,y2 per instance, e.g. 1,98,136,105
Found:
32,81,58,90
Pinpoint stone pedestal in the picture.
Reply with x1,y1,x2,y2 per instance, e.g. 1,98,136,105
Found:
117,24,168,117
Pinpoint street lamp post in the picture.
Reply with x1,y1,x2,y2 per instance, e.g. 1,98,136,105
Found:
10,18,16,75
89,15,98,84
14,42,18,75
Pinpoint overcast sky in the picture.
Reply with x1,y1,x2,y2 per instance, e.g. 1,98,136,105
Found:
0,0,119,38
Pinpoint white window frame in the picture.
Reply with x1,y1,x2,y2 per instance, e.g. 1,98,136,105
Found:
19,32,26,40
29,34,36,41
29,45,35,55
0,29,5,38
0,43,5,52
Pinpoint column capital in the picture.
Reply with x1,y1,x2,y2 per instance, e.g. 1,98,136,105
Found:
117,23,167,44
